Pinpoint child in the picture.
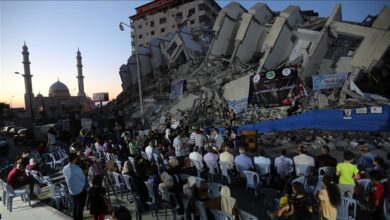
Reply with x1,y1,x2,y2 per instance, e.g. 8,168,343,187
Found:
368,171,385,219
336,151,359,198
318,175,341,220
88,175,109,220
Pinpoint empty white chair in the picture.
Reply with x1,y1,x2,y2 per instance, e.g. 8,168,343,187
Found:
195,200,208,220
128,156,136,171
239,209,258,220
219,161,231,184
318,166,335,177
42,153,62,169
243,170,261,191
112,172,126,198
210,209,234,220
337,197,357,220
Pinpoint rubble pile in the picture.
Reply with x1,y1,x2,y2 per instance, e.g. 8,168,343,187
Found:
259,129,390,151
116,2,390,131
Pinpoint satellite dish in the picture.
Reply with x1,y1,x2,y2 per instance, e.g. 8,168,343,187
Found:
253,74,260,83
266,71,276,79
282,68,291,76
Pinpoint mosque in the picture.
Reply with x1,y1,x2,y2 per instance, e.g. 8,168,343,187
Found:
20,43,94,121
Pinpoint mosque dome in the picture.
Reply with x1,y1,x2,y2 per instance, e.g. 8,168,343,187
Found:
36,93,44,98
49,80,70,97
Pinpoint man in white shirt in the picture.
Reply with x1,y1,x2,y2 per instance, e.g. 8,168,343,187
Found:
173,133,185,158
194,129,206,153
189,146,203,169
254,148,271,165
293,146,315,167
274,149,294,179
219,146,234,169
145,141,154,160
213,128,224,151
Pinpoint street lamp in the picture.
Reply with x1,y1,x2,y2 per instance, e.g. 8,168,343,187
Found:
10,96,14,109
15,71,35,125
119,21,144,126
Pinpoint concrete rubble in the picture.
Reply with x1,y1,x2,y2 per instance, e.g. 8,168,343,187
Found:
115,2,390,132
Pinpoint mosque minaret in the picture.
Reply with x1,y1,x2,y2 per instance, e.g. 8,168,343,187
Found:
76,48,86,97
22,42,34,119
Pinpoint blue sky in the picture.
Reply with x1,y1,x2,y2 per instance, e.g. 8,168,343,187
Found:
0,1,387,108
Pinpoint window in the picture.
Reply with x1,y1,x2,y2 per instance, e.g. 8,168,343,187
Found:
188,8,195,17
199,15,211,25
159,17,166,24
138,24,142,29
172,25,175,28
161,28,165,33
151,31,155,35
198,3,210,13
139,34,143,39
176,12,183,19
150,21,154,27
190,20,195,24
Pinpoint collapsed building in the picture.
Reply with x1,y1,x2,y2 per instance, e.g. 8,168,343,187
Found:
116,2,390,135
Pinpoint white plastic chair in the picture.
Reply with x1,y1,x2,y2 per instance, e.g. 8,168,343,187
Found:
208,182,223,198
128,156,136,171
195,200,208,220
235,162,248,178
46,181,62,210
243,170,261,191
219,161,231,184
210,209,234,220
144,180,160,218
122,174,134,202
160,189,179,219
5,183,31,212
191,159,205,177
337,197,357,220
42,153,62,169
112,172,126,198
206,161,219,181
291,176,308,192
255,163,270,176
318,166,335,177
239,209,258,220
295,165,312,176
314,175,324,195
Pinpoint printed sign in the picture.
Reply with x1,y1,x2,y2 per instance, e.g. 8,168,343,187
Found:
170,80,186,99
370,107,383,114
248,67,303,108
92,92,109,102
312,73,348,90
227,98,248,114
343,109,352,119
355,108,368,114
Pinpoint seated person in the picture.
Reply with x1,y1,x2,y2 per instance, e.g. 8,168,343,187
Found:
203,146,219,164
26,158,38,171
219,147,234,170
7,158,37,198
206,186,239,219
234,147,254,170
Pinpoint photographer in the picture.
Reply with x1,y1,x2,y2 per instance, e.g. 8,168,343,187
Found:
63,153,88,220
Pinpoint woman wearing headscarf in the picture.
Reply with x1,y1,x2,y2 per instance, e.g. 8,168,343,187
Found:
206,185,239,219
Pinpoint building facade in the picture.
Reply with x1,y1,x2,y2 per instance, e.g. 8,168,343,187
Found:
130,0,221,51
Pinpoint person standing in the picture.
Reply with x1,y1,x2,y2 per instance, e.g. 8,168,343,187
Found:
336,151,359,198
213,128,224,152
47,126,57,153
318,175,341,220
88,175,109,220
173,133,185,158
63,153,87,220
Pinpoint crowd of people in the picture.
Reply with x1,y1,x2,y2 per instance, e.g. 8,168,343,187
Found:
1,122,390,220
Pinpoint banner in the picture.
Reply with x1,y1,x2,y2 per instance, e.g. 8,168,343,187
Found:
312,73,348,90
248,67,301,108
170,80,186,99
227,98,248,114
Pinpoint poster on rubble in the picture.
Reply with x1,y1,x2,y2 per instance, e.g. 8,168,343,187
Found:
247,67,304,108
312,73,348,90
170,80,186,99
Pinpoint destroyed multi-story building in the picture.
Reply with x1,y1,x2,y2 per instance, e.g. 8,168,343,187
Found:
116,2,390,131
129,0,221,51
